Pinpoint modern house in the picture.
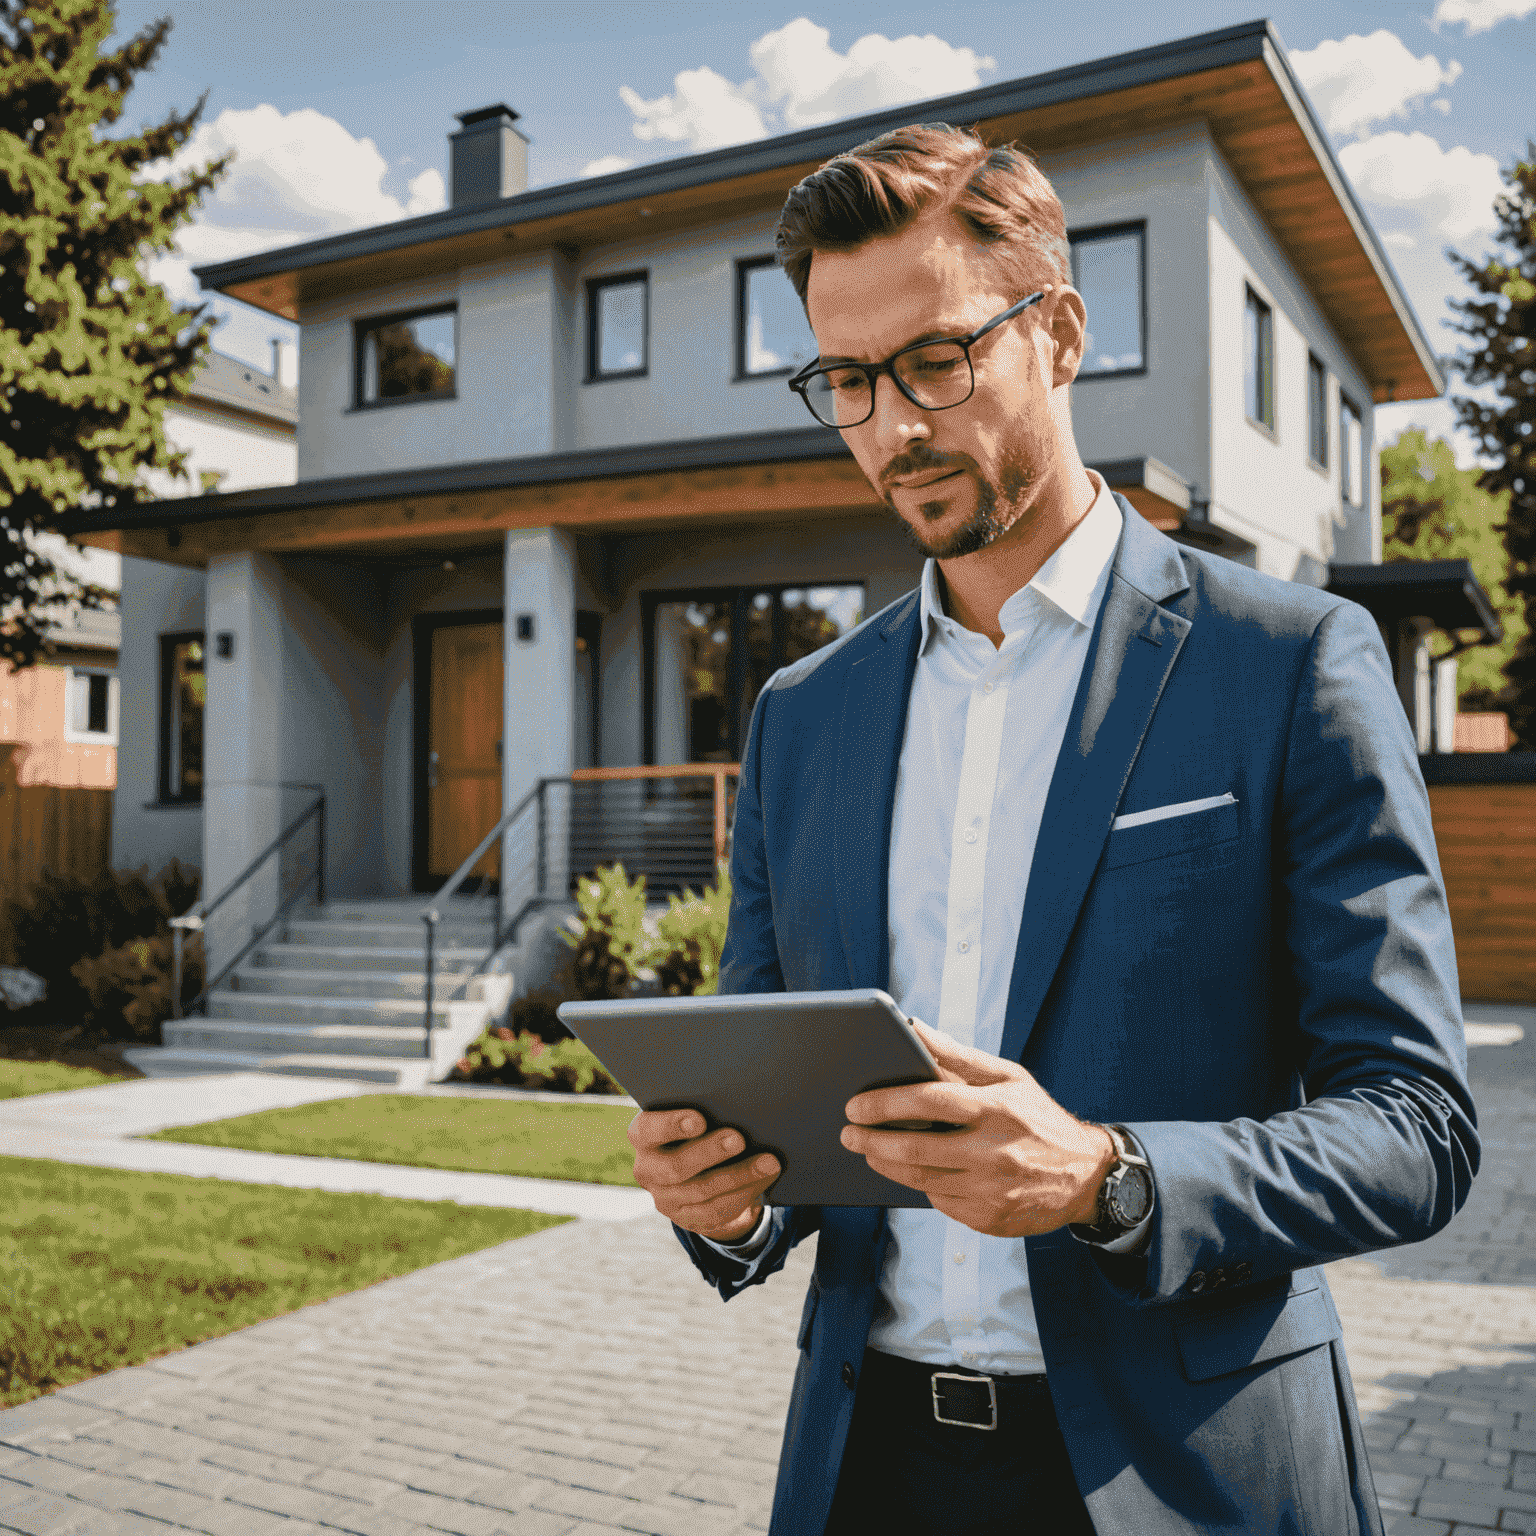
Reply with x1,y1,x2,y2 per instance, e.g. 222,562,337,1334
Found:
66,19,1449,1060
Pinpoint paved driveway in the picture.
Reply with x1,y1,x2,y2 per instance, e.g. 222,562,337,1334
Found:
2,1003,1533,1535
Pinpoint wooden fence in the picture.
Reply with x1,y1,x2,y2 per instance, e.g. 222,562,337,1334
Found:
0,758,114,910
1428,780,1536,1004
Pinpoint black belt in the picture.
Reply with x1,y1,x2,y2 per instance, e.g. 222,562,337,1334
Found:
863,1348,1051,1432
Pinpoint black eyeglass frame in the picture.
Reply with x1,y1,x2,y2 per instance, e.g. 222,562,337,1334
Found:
787,290,1047,428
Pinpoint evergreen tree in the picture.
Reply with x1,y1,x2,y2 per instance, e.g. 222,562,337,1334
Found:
0,0,225,669
1449,145,1536,749
1381,429,1523,709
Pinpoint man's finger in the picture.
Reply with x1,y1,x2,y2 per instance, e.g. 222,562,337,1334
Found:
911,1022,1028,1088
628,1107,708,1151
666,1155,779,1223
636,1127,751,1189
842,1123,971,1172
845,1078,981,1127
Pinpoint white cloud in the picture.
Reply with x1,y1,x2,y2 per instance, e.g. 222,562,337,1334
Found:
580,153,636,178
1289,31,1461,139
1430,0,1536,35
611,18,996,156
1339,130,1505,243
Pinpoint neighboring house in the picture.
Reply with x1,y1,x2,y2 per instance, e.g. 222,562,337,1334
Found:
110,346,298,876
68,20,1442,922
0,608,121,788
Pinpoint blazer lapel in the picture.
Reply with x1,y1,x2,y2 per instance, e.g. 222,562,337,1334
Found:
999,507,1193,1063
833,593,922,988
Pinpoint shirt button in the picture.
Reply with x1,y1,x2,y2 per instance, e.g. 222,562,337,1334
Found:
964,829,978,844
954,1253,966,1264
957,940,970,953
982,681,995,694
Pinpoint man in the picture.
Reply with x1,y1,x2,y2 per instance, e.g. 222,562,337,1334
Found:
627,124,1477,1535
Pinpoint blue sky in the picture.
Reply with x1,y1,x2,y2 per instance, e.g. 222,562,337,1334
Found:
111,0,1536,455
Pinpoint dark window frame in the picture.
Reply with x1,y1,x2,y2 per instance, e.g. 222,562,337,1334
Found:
641,581,866,765
352,302,458,412
1307,353,1329,471
1340,392,1365,507
157,630,205,806
734,255,803,382
1243,285,1276,437
1068,220,1148,381
586,271,650,383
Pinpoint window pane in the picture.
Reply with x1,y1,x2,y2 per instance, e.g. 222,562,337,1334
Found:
1308,356,1328,466
359,310,455,403
1072,232,1143,374
1244,291,1272,428
1342,398,1364,505
86,674,110,735
742,262,814,375
167,638,205,799
653,601,732,764
596,279,646,375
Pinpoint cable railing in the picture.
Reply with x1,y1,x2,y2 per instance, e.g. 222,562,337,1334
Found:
419,764,739,1051
170,783,326,1019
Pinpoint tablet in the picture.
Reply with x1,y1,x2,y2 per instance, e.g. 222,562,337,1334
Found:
557,988,942,1207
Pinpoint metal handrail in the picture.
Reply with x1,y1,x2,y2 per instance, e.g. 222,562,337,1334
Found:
170,788,326,1019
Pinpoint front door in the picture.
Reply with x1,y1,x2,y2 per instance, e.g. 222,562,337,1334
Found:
427,620,504,885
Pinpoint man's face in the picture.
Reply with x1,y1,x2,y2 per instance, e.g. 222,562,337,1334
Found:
805,209,1077,561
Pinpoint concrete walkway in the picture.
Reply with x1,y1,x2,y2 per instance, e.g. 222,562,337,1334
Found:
2,1006,1533,1535
0,1072,652,1222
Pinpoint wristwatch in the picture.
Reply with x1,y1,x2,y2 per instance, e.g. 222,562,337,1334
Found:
1077,1125,1155,1243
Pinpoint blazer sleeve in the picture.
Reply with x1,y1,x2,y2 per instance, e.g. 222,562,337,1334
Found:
1116,599,1480,1304
674,681,821,1297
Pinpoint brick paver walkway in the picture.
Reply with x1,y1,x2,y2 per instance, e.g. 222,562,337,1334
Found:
2,1002,1532,1534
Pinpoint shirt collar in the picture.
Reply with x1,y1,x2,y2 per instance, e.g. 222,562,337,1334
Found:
918,470,1124,648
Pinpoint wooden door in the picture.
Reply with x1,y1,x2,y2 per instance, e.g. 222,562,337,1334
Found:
428,622,504,883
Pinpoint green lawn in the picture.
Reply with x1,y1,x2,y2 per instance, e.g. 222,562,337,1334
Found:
147,1093,642,1186
0,1059,127,1100
0,1157,566,1407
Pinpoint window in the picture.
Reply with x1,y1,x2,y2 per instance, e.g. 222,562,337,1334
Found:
354,305,456,408
159,633,205,803
1243,287,1274,431
588,273,648,380
1070,224,1145,376
644,584,864,764
64,669,118,744
736,257,815,378
1341,395,1365,506
1307,354,1329,468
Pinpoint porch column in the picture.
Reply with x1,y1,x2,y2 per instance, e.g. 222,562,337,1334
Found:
202,552,287,978
502,528,575,923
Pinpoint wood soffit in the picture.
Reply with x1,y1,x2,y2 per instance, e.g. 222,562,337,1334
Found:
214,48,1436,403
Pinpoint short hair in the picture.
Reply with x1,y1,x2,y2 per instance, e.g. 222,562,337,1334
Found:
775,123,1071,309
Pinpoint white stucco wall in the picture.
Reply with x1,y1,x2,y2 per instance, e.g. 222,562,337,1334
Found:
1204,147,1379,582
157,404,297,497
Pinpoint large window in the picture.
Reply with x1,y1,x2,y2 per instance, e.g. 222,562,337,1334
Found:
1070,224,1145,377
736,257,815,378
644,584,865,763
1243,287,1274,432
1307,354,1329,468
1341,395,1365,506
63,668,118,744
354,305,456,408
588,272,648,380
159,633,205,803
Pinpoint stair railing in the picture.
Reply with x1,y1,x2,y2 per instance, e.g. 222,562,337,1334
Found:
170,785,326,1020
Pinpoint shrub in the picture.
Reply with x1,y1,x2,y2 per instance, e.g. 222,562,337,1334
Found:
454,1027,625,1095
652,863,732,997
71,933,205,1045
560,863,650,1000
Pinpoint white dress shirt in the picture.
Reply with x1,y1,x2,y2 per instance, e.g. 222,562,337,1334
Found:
712,473,1129,1377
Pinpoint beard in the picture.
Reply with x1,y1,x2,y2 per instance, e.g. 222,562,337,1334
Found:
881,443,1036,561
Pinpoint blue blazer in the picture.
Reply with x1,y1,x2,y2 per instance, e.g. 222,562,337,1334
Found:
675,502,1478,1536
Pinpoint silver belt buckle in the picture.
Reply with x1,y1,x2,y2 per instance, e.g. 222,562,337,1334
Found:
931,1370,998,1431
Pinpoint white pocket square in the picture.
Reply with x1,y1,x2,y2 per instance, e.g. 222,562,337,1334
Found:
1112,792,1237,832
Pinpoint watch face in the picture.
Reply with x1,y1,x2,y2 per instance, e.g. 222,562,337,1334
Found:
1110,1165,1153,1226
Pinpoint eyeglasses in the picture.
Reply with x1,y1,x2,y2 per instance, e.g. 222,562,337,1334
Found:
787,291,1046,429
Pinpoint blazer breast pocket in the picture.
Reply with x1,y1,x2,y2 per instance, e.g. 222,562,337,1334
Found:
1100,794,1241,873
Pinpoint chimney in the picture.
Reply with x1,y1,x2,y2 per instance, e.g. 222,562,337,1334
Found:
450,105,529,207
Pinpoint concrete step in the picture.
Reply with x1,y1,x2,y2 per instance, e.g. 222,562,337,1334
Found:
316,899,496,922
283,919,495,950
230,968,502,1003
121,1045,438,1088
253,943,486,974
164,1016,479,1063
205,990,488,1029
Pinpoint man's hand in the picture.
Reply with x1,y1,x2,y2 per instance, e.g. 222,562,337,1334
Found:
840,1022,1116,1238
628,1108,781,1242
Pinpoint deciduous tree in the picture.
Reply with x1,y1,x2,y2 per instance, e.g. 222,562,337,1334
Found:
0,0,224,668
